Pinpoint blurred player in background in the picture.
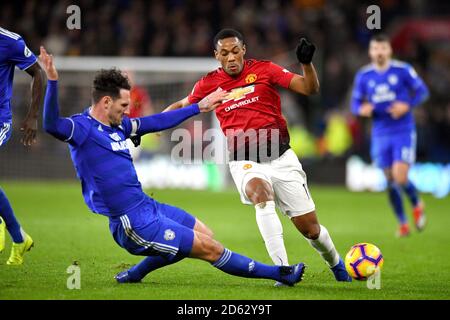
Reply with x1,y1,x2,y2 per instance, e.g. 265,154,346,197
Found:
162,28,352,283
124,70,155,159
0,27,43,264
351,34,429,237
39,47,306,286
127,72,153,119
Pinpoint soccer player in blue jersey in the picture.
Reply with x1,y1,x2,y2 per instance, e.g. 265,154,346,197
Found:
351,34,429,237
39,46,306,286
0,27,44,264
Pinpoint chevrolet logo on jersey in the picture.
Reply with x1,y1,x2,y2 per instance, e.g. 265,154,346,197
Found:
224,85,255,102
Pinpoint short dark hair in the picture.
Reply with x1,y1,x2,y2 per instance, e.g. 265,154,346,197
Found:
371,33,390,43
92,68,131,103
213,28,244,48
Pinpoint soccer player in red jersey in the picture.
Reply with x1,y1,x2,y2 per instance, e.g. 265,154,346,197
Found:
124,71,154,158
164,29,351,283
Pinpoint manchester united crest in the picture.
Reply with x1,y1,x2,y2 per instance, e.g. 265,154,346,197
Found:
245,73,257,84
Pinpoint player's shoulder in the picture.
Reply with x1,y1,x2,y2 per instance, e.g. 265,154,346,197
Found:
0,27,22,42
246,59,272,68
0,27,30,61
195,68,225,90
202,67,223,79
70,110,94,127
390,60,416,77
356,63,375,77
390,59,412,70
71,110,89,119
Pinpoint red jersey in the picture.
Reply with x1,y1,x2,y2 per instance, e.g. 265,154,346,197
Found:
188,59,295,161
128,86,151,118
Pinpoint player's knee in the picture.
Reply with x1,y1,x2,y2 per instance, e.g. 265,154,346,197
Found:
200,226,214,239
303,223,320,240
245,178,274,204
195,220,214,238
393,173,408,185
393,163,409,185
292,212,320,239
204,228,214,238
310,224,321,240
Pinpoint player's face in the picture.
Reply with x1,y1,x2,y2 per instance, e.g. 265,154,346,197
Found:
369,40,392,66
107,89,130,126
214,37,246,76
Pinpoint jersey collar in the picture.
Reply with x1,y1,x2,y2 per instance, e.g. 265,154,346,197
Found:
221,60,247,80
85,107,114,130
372,60,392,75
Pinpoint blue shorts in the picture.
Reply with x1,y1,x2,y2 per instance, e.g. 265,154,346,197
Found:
371,131,416,169
0,122,12,147
109,197,196,259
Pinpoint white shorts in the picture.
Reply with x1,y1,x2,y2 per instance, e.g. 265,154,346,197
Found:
229,149,315,218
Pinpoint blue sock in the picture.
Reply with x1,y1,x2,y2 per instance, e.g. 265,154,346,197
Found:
387,182,407,225
0,188,23,243
212,248,281,281
128,255,184,281
402,180,419,207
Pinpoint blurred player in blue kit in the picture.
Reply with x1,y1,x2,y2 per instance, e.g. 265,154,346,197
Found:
0,27,44,264
351,34,429,237
39,46,307,286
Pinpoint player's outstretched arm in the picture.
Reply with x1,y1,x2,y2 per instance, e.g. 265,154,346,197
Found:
132,88,227,136
21,63,44,146
288,38,320,95
39,46,74,141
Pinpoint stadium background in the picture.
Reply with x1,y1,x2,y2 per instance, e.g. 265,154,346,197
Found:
1,0,449,193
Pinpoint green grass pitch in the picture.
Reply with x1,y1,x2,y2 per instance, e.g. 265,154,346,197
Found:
0,181,449,300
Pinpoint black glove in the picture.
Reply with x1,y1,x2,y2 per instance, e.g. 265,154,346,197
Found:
295,38,316,64
130,134,141,147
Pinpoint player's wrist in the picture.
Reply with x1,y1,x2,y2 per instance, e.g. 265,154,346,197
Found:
190,103,201,114
198,97,211,112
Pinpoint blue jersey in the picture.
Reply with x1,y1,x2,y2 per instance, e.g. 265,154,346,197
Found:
66,109,146,216
351,60,428,136
0,27,37,123
43,80,201,217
